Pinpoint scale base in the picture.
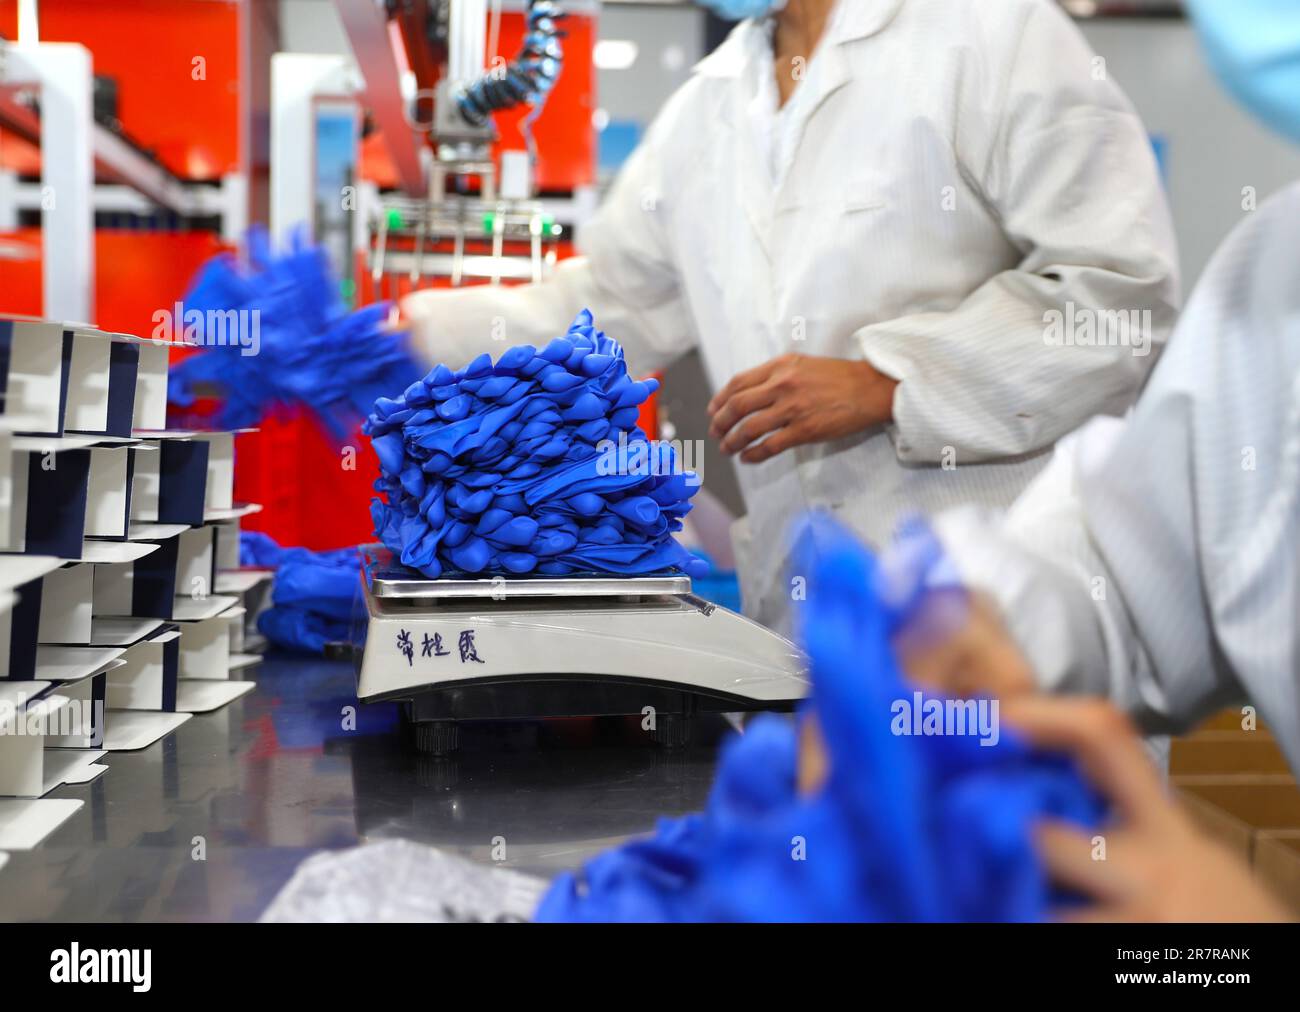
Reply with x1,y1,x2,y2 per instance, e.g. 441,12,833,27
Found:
354,547,809,754
395,674,796,755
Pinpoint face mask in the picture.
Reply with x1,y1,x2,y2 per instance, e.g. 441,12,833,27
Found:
1186,0,1300,145
696,0,787,21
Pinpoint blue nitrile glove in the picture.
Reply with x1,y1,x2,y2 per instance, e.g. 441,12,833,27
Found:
239,530,287,568
258,605,350,656
242,531,361,654
168,225,421,439
535,514,1104,922
366,310,707,580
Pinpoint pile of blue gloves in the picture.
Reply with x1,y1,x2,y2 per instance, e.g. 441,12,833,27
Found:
365,310,707,579
168,226,420,438
242,531,360,654
536,516,1103,922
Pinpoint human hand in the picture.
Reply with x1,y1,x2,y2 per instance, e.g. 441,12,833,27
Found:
895,589,1037,699
796,589,1036,794
1005,696,1292,923
706,353,898,463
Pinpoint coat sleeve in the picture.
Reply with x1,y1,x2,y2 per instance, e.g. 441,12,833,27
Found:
930,183,1300,771
855,0,1181,465
400,90,698,378
929,424,1156,712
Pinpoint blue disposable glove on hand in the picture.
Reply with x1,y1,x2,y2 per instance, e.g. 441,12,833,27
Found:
168,225,421,438
535,514,1103,922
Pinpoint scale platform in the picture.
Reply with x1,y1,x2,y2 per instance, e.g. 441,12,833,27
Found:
353,546,809,754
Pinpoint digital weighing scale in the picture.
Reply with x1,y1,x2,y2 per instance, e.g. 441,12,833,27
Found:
352,546,809,755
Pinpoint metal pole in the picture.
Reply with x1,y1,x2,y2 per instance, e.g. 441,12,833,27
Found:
8,43,94,323
17,0,38,46
449,0,488,86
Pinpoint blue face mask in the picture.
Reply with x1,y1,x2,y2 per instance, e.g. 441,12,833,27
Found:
1187,0,1300,145
696,0,787,21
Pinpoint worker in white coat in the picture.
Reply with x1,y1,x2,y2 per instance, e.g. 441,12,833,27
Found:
404,0,1180,633
792,0,1299,920
907,206,1299,920
916,1,1300,776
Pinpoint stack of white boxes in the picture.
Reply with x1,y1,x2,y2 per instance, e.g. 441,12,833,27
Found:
0,315,272,852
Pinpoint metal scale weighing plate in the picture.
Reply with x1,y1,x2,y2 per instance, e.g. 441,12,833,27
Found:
353,546,809,754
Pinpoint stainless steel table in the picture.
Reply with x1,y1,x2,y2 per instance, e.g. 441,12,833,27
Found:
0,655,731,922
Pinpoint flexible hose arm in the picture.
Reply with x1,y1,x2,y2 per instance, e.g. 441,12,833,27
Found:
455,1,565,127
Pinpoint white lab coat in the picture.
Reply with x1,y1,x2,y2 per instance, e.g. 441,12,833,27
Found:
402,0,1180,633
935,182,1300,773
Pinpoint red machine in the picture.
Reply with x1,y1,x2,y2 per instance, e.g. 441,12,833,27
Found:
0,0,242,332
0,1,623,552
267,0,607,549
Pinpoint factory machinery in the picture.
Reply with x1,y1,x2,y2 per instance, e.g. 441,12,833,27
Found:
0,0,808,756
370,0,570,290
273,0,596,301
342,1,808,754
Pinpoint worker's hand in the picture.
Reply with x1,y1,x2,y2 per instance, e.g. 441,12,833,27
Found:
797,713,831,796
896,590,1037,699
706,354,898,463
796,591,1036,795
1004,696,1292,923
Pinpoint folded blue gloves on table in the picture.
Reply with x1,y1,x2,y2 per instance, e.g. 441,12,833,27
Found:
168,225,420,437
242,531,360,654
365,310,707,579
535,515,1104,922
